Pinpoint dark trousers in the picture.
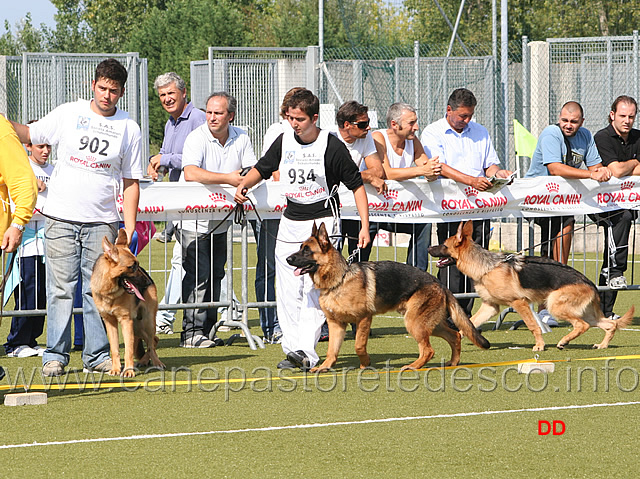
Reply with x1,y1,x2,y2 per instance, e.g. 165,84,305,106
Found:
436,220,491,315
252,219,280,338
4,256,46,353
590,209,637,316
341,220,431,271
180,229,227,339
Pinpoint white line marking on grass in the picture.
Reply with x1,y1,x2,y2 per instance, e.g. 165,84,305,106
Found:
2,401,640,450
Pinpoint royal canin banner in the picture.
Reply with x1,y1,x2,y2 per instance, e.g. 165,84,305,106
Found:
124,177,640,223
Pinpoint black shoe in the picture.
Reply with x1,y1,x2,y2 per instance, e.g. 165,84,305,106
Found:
277,359,295,369
211,336,225,347
0,366,5,381
286,350,311,371
318,333,329,342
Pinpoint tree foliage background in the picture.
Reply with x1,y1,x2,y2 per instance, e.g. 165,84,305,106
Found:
2,0,639,141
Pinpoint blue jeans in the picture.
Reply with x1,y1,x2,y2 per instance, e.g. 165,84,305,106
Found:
179,228,227,340
252,219,280,338
42,220,117,368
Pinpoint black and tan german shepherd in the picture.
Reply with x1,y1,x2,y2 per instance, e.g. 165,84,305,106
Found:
429,220,634,351
286,223,490,372
91,229,165,377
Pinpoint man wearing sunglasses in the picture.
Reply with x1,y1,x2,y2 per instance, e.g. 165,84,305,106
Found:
331,101,387,261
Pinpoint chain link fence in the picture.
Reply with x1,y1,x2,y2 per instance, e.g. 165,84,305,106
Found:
0,52,150,162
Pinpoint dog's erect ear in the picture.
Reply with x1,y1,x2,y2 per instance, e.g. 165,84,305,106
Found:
317,222,332,252
102,236,119,263
115,228,128,246
454,220,473,245
311,222,319,237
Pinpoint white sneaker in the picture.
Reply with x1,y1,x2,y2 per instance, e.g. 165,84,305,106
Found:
7,345,40,358
32,346,45,357
538,309,559,327
608,276,628,290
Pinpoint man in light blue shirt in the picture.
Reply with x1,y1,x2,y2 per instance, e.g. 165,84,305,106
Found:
422,88,511,315
525,101,610,265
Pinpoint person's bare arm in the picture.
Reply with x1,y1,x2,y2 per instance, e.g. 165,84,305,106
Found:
373,131,440,181
184,165,244,186
8,120,31,144
547,162,611,181
122,178,140,244
361,151,387,194
607,159,639,178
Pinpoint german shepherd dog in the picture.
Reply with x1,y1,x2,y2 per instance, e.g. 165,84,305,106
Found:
286,223,490,372
429,220,634,351
90,229,165,377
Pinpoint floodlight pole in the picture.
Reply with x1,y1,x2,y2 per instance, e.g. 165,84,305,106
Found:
501,0,509,169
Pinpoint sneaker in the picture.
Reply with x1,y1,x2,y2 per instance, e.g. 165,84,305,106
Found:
606,313,621,321
7,345,40,358
538,309,559,328
33,346,45,357
608,276,628,290
83,358,113,373
180,334,216,348
286,350,311,371
271,331,283,344
156,324,174,335
155,229,173,243
277,359,295,369
42,360,65,377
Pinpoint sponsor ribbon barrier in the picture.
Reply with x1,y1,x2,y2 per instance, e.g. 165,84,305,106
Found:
93,177,640,223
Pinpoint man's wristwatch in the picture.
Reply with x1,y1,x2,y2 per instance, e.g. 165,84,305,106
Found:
10,223,25,232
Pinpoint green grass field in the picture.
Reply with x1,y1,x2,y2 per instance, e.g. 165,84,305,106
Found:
2,240,640,478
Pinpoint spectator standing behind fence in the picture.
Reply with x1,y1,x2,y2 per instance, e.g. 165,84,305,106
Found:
10,58,143,377
331,100,387,262
592,95,640,320
178,91,256,348
0,115,38,380
372,102,441,271
3,132,52,358
524,100,610,326
147,72,206,335
234,89,370,371
421,88,512,316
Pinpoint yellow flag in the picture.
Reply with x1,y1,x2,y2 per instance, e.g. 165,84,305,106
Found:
513,119,538,158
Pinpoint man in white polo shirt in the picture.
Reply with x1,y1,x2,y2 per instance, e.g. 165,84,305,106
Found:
10,58,142,377
421,88,512,315
179,91,256,348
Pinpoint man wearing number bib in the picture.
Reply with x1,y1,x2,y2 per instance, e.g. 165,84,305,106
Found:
234,89,370,371
11,59,143,377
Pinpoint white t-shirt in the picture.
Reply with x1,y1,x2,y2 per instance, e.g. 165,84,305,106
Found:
29,99,143,223
261,119,293,157
20,160,54,257
181,124,256,233
377,129,415,168
328,127,377,171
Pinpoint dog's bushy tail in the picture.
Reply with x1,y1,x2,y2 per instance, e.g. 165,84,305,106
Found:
615,305,635,330
446,290,491,350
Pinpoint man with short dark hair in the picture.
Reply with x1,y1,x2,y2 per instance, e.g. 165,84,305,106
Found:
234,89,370,371
10,58,143,377
332,100,386,260
422,88,511,315
593,95,640,320
179,91,256,348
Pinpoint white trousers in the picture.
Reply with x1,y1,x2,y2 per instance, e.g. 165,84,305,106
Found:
275,216,339,368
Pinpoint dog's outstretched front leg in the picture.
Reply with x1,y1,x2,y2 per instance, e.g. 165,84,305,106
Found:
354,316,372,369
311,318,346,372
103,316,122,376
512,299,545,351
120,317,137,378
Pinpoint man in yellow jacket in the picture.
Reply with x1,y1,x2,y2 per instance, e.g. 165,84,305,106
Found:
0,114,38,380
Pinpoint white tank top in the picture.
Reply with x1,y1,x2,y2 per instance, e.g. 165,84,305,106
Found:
281,129,331,205
378,129,414,168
